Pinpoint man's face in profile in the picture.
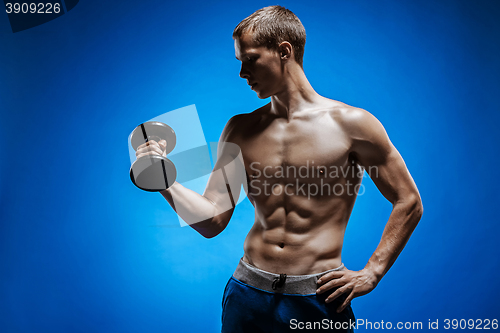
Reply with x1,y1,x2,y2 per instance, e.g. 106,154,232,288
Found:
235,32,284,99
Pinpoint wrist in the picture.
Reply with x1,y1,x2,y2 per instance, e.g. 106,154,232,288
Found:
164,181,178,191
159,182,178,198
362,264,384,284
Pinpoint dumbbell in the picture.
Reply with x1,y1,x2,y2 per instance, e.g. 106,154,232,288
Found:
129,121,177,192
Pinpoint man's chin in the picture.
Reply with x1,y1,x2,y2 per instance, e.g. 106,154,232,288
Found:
255,90,270,99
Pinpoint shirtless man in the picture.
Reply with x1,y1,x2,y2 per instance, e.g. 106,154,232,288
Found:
135,5,423,333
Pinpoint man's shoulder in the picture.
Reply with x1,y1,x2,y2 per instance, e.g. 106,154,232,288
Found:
226,112,251,127
232,103,269,121
321,99,367,122
324,100,383,137
220,104,269,141
225,104,269,130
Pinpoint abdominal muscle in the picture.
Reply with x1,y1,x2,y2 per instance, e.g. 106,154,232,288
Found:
242,195,353,275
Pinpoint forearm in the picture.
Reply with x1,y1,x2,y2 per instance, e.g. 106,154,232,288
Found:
364,194,423,281
160,182,227,238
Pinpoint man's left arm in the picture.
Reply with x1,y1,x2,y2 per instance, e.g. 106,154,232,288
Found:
317,107,424,312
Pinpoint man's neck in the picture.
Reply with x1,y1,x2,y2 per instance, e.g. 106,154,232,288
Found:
269,65,324,120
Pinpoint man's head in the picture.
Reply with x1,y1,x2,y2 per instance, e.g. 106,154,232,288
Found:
233,6,306,99
233,6,306,67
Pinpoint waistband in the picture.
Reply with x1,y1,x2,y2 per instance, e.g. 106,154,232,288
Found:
232,258,344,295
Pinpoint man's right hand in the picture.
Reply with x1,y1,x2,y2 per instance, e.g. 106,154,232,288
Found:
135,140,167,159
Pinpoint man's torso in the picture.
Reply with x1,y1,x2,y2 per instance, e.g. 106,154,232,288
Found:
227,99,364,275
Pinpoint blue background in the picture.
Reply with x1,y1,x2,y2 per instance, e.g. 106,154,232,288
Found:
1,0,499,332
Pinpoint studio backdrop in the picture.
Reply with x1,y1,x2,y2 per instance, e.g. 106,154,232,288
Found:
1,0,499,332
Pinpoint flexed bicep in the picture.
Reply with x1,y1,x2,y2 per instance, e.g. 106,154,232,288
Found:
196,115,248,232
203,141,247,216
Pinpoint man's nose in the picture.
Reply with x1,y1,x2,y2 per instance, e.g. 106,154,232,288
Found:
239,64,250,79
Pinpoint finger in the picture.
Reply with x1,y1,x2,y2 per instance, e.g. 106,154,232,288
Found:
158,139,167,151
158,139,168,157
136,145,163,156
136,151,162,159
316,277,345,294
136,152,155,159
317,271,344,285
136,152,152,159
325,285,350,304
137,140,160,150
136,149,163,159
337,291,354,313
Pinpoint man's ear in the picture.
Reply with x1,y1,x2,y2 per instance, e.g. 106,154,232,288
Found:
278,42,293,61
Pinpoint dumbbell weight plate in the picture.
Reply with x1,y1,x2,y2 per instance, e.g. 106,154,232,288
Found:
130,121,176,155
130,155,177,191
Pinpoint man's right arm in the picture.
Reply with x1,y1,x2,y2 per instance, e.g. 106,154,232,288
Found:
158,115,245,238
